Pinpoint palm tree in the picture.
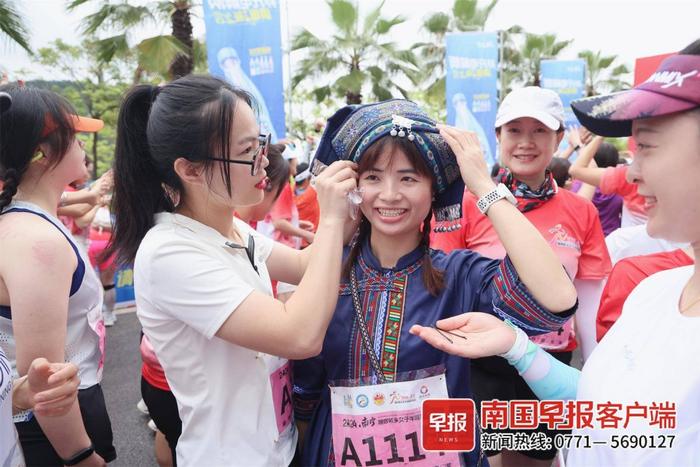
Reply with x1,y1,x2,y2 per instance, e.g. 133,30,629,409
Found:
517,32,573,87
578,49,630,96
0,0,31,53
291,0,418,105
414,0,498,108
168,1,194,79
67,0,194,81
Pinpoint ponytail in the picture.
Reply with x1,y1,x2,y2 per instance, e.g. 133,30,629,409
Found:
107,85,174,265
342,217,370,281
107,75,254,265
0,168,19,211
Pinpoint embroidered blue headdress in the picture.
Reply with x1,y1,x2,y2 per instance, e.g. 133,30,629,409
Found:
311,99,463,231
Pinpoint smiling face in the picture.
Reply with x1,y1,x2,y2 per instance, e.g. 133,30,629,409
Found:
358,139,433,249
497,117,564,188
628,110,700,242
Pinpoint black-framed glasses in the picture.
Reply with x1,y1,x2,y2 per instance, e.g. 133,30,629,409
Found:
206,133,270,176
225,235,258,275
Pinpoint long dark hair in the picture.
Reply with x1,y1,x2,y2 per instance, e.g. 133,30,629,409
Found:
0,84,77,211
265,143,290,200
341,136,445,296
107,75,253,265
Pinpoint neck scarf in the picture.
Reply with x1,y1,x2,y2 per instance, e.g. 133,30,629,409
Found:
498,169,558,213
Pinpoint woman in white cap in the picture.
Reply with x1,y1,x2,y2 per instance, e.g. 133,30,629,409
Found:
433,86,611,467
412,38,700,466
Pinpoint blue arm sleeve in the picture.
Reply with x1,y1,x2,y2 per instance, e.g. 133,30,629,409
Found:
506,339,581,401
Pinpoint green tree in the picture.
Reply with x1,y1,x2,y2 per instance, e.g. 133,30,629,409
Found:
0,0,31,53
415,0,498,110
35,39,130,176
498,30,572,97
67,0,196,81
578,49,630,96
291,0,418,105
517,32,573,87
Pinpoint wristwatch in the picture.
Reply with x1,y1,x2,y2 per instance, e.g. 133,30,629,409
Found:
476,183,517,215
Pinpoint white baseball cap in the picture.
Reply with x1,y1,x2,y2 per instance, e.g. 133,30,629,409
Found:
282,143,303,161
495,86,565,130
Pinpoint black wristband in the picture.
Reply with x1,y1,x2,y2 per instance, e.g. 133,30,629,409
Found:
62,443,95,466
573,144,581,151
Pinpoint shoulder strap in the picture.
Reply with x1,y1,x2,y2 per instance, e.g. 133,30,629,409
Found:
1,207,85,296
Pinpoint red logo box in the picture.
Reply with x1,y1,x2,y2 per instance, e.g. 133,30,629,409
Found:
421,398,476,452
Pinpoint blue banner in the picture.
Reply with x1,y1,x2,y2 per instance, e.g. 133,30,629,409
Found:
203,0,285,140
540,59,586,135
445,32,499,167
114,265,135,310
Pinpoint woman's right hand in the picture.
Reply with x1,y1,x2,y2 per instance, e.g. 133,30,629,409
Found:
313,160,358,222
409,312,517,359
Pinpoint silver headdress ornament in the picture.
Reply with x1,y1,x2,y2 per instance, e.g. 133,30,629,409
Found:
389,115,417,141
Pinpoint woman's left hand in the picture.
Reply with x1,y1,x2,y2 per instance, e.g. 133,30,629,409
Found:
409,312,516,359
438,125,495,198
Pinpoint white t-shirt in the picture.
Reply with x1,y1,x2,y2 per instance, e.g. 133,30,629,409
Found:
605,224,687,265
135,213,296,467
0,347,23,467
571,266,700,466
620,204,648,228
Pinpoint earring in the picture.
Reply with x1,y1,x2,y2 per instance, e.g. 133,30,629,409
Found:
31,151,45,163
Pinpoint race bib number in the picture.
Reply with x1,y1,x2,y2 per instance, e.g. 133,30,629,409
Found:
331,374,461,466
269,361,293,434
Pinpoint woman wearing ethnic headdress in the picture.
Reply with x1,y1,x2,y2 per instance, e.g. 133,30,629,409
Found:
432,87,612,466
293,99,578,466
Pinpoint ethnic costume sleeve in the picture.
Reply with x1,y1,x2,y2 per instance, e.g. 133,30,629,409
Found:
446,249,577,336
293,355,326,422
500,324,580,401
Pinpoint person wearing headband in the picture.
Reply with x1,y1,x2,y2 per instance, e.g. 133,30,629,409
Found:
0,84,114,466
433,86,611,466
294,99,578,466
411,39,700,466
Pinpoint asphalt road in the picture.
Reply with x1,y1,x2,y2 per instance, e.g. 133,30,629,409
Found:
102,309,156,466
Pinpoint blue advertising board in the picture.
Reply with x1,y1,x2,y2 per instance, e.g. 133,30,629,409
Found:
445,32,499,167
540,59,586,150
203,0,285,140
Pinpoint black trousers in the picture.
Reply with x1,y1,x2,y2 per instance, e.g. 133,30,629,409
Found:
141,376,181,466
15,384,116,466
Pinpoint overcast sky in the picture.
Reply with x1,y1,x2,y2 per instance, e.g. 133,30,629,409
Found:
1,0,698,81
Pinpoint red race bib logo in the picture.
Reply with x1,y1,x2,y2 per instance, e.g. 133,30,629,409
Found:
421,399,476,452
